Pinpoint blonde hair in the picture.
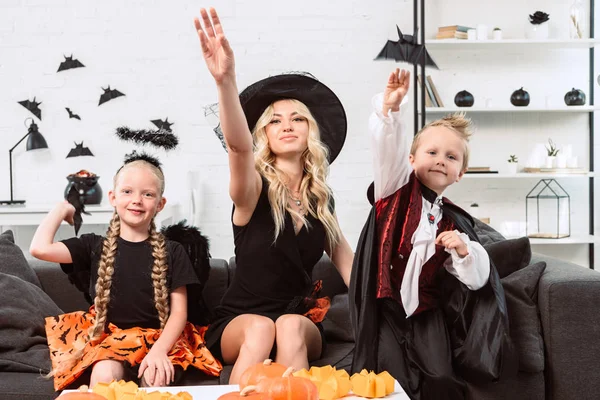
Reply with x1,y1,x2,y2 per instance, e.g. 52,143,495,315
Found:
410,112,473,170
252,99,341,248
49,160,169,377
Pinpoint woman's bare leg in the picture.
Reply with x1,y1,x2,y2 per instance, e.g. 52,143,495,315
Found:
274,314,322,371
220,314,276,384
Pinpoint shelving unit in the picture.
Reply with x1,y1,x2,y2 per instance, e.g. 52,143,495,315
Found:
413,1,596,269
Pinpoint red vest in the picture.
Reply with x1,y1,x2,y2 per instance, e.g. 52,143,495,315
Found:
374,173,455,315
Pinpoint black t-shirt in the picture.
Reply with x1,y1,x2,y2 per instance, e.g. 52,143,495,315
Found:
61,233,199,330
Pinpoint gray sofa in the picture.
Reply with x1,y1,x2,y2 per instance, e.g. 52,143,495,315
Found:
1,228,600,400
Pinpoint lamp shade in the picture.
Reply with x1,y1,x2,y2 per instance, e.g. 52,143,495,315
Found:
25,122,48,150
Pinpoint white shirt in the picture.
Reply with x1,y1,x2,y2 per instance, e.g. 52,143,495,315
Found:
369,93,490,317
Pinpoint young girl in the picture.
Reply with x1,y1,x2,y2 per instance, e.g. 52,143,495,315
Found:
30,154,222,391
194,8,354,384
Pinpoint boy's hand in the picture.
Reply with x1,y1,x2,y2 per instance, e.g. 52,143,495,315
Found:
383,68,410,116
436,230,469,258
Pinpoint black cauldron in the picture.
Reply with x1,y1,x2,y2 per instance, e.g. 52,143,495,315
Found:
64,175,102,205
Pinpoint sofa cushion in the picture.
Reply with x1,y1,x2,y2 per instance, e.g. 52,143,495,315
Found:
0,271,63,373
473,219,506,246
501,261,546,373
322,293,353,342
484,237,532,279
312,254,347,299
0,230,41,287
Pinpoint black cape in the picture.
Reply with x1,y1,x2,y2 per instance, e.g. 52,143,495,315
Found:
349,183,517,384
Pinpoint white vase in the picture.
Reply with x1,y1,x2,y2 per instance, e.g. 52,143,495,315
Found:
507,163,518,174
545,156,556,168
526,22,549,39
493,30,503,40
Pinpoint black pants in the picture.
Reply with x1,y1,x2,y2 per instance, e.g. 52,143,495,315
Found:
377,299,466,400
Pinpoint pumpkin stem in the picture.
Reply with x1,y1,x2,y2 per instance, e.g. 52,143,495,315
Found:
78,385,89,392
240,386,257,396
263,359,273,365
282,367,295,377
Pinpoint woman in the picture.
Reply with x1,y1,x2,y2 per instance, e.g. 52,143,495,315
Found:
194,7,354,384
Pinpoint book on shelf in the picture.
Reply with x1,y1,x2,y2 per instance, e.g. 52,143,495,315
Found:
467,167,491,172
426,76,444,107
417,75,433,107
438,25,473,32
435,30,468,40
423,75,439,107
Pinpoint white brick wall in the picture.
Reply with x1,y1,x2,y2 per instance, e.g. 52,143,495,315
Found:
1,0,598,268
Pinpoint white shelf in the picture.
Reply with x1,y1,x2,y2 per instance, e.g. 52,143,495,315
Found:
520,235,600,245
463,172,593,178
426,38,600,50
422,106,599,114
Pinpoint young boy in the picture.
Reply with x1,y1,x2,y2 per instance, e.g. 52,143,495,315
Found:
349,69,515,400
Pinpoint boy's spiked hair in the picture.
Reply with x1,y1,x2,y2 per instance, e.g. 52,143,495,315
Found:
411,112,473,170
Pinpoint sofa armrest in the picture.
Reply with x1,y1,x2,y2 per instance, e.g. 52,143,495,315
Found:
30,259,89,313
535,255,600,400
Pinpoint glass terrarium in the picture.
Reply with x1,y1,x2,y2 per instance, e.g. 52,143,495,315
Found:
526,179,570,239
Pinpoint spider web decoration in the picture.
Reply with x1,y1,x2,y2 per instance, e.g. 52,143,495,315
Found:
115,126,179,150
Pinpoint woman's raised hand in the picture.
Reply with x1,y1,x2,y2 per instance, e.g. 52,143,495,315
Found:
194,8,235,84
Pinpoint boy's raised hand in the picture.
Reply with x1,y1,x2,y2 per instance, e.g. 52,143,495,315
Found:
383,68,410,116
194,8,235,84
436,230,469,258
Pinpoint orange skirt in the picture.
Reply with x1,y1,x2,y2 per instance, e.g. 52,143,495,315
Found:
45,307,222,391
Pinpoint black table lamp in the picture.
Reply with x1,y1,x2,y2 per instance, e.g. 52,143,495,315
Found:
0,119,49,205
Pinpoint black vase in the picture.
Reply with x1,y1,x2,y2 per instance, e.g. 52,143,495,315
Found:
64,176,103,205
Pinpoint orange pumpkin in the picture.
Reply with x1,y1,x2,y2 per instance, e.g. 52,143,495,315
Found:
60,385,107,400
239,359,287,389
255,367,319,400
293,365,351,400
218,386,272,400
350,369,395,398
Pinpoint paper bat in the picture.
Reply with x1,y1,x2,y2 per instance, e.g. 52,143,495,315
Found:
66,142,94,158
375,26,438,69
151,117,173,132
57,55,85,72
115,126,179,150
66,184,91,235
18,97,42,120
65,107,81,120
98,86,125,106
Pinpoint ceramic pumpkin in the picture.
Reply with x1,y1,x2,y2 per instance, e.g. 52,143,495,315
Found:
350,369,395,398
239,359,288,389
218,386,272,400
293,365,351,400
255,367,319,400
60,385,107,400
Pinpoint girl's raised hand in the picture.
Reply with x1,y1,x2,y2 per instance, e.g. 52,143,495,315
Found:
61,201,76,226
193,7,235,84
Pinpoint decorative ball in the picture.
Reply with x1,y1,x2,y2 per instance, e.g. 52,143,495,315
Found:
454,90,474,107
510,87,530,106
564,88,586,106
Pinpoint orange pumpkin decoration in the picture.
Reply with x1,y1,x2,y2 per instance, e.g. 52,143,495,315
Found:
293,365,351,400
255,367,319,400
60,385,108,400
239,359,287,389
350,369,395,398
218,386,273,400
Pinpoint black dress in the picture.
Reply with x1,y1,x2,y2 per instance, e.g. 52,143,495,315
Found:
205,178,328,359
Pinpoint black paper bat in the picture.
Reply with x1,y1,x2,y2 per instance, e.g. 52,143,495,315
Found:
151,117,173,132
57,55,85,72
375,26,438,69
66,142,94,158
65,107,81,120
18,97,42,120
66,184,91,235
98,86,125,106
115,126,179,150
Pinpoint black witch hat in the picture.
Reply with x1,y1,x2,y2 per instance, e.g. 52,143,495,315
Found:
206,72,347,164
